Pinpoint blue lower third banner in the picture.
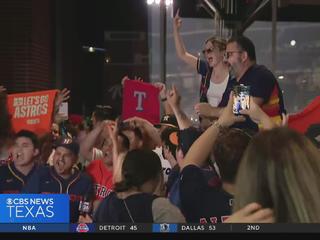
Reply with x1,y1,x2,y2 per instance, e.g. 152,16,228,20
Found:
152,224,177,233
0,194,70,223
0,224,69,232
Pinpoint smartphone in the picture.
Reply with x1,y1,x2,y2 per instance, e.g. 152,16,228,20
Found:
233,85,250,115
58,102,68,120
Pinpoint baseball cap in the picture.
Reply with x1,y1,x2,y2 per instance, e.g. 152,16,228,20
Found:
54,137,80,156
161,127,179,156
155,114,178,128
305,124,320,149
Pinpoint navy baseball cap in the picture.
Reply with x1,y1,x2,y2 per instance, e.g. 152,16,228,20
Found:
155,114,178,128
54,137,80,156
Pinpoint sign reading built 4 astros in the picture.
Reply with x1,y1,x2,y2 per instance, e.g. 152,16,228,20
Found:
0,194,69,223
7,90,58,135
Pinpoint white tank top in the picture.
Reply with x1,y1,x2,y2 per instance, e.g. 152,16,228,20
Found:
206,74,229,107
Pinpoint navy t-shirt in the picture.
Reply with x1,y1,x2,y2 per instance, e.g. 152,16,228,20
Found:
94,192,158,223
180,165,232,223
231,64,286,131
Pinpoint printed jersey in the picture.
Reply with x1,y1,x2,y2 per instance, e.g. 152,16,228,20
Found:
86,159,113,200
180,165,232,223
0,162,38,193
22,166,94,223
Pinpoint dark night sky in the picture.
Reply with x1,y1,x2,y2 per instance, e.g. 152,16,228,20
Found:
58,0,149,116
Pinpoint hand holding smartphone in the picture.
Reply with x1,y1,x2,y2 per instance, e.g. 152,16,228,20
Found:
233,85,250,115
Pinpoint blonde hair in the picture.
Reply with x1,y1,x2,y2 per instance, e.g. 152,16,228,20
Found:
234,127,320,222
205,36,227,51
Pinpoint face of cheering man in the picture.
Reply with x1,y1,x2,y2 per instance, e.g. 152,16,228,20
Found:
53,146,77,179
13,136,39,169
225,42,245,80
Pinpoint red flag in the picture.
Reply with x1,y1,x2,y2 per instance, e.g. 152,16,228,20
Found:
7,90,58,135
122,80,160,124
288,96,320,133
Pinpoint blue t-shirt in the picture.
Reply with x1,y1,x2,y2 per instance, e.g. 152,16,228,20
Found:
180,165,232,223
232,64,286,131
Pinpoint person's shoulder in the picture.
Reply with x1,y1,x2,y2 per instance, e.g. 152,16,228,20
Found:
79,171,94,183
181,164,201,175
180,164,205,185
253,65,275,77
86,158,102,169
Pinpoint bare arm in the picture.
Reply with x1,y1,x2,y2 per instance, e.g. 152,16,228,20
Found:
166,85,192,130
53,88,70,124
124,117,162,149
79,121,105,161
173,9,197,70
194,102,224,119
181,93,245,170
153,82,174,115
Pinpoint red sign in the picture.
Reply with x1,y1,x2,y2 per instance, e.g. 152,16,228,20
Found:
288,96,320,133
7,90,58,135
122,80,160,124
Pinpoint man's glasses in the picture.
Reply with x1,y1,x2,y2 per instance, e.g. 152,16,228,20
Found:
224,51,243,59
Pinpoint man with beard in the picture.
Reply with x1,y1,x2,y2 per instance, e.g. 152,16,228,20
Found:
0,130,40,193
23,137,93,223
196,35,286,132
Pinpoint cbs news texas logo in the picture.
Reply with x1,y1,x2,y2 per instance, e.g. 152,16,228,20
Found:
0,194,69,223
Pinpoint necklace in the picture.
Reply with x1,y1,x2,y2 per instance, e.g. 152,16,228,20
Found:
123,199,135,223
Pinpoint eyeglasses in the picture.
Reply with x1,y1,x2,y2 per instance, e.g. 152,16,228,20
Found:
224,51,243,59
202,47,215,55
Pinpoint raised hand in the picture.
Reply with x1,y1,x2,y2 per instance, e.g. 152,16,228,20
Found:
153,82,166,99
55,88,70,108
121,75,130,86
133,76,143,82
239,97,276,129
121,75,144,86
239,97,266,124
166,85,181,110
173,9,182,31
217,92,245,128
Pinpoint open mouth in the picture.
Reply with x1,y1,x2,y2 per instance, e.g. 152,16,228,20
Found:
207,57,213,63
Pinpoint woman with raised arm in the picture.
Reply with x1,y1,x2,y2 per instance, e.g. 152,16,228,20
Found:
173,9,234,123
